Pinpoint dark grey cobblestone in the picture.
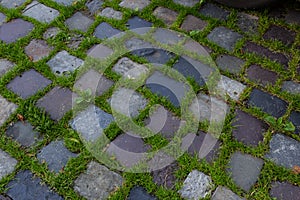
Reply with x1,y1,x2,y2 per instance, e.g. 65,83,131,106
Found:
0,59,14,77
180,15,207,32
216,54,245,74
282,81,300,94
94,22,121,39
263,25,296,46
199,3,230,20
128,186,157,200
65,12,94,32
246,65,278,86
270,181,300,200
289,111,300,134
153,7,178,26
212,186,245,200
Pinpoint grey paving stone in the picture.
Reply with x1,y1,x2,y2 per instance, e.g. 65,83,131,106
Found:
23,1,60,24
0,19,34,44
131,48,175,65
6,170,63,200
125,37,154,51
152,161,178,189
66,33,84,49
25,39,53,61
0,13,6,26
217,75,246,101
263,25,296,46
0,59,14,77
43,27,60,39
36,86,74,121
228,152,264,192
199,3,230,20
248,88,288,118
153,28,184,45
232,109,268,146
52,0,76,6
0,150,17,180
180,15,207,32
37,140,77,173
285,10,300,25
0,95,17,127
216,54,245,75
246,65,278,86
100,7,123,20
266,133,300,169
65,12,94,32
87,44,113,60
173,0,198,7
153,7,178,26
127,16,152,29
282,81,300,94
179,170,214,199
70,105,114,141
0,195,11,200
207,27,243,52
289,111,300,134
0,0,26,8
112,57,148,79
128,186,157,200
74,161,123,200
6,121,42,147
212,186,245,200
86,0,104,14
110,88,148,117
94,22,121,39
119,0,150,11
183,40,212,56
237,12,259,35
270,181,300,200
47,50,83,76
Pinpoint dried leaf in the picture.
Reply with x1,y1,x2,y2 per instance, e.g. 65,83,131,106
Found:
292,165,300,174
17,114,25,123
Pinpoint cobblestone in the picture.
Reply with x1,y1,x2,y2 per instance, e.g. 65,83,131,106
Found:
199,3,230,20
246,65,278,86
289,111,300,134
128,186,156,200
173,0,198,7
216,54,245,74
100,7,123,20
0,59,14,77
282,81,300,94
65,12,94,32
212,186,245,200
0,0,26,9
0,150,17,180
263,25,296,46
25,39,53,62
0,95,17,127
180,15,207,32
153,7,178,26
270,181,300,200
94,22,121,39
119,0,150,11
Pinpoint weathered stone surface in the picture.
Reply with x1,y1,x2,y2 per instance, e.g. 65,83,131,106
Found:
0,59,14,77
127,16,152,29
87,44,113,60
94,22,121,39
74,161,123,200
37,140,77,173
152,161,178,189
99,7,123,20
86,0,104,14
0,95,17,127
0,19,34,44
128,186,156,200
199,3,230,20
0,13,6,26
270,181,300,200
248,89,288,118
282,81,300,94
66,33,84,49
47,50,83,75
207,27,243,51
65,12,94,32
179,170,214,199
52,0,76,6
0,0,26,8
153,7,178,26
6,121,42,147
112,57,148,79
217,75,246,101
246,65,278,86
266,133,300,169
285,10,300,25
153,28,184,45
0,150,17,180
228,152,264,192
289,111,300,134
43,27,60,39
216,55,245,74
212,186,245,200
7,170,63,200
173,0,198,7
25,39,53,61
23,1,60,24
0,194,11,200
183,40,211,56
263,25,296,46
119,0,150,11
131,48,175,64
180,15,207,32
125,37,154,51
237,12,259,35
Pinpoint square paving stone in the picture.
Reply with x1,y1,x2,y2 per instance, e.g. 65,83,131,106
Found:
86,0,104,14
152,161,178,189
237,12,259,35
65,12,94,32
199,3,230,21
43,27,60,39
112,57,148,79
74,161,123,200
70,105,114,141
119,0,150,11
131,48,175,65
94,22,121,39
0,95,17,127
216,55,245,75
0,0,26,8
100,7,123,20
87,44,113,60
52,0,76,6
266,133,300,169
228,152,264,192
0,59,14,77
37,140,77,173
23,1,60,24
36,86,74,121
6,170,63,200
270,181,300,200
180,15,207,32
25,39,53,62
212,186,245,200
285,10,300,25
6,121,42,147
207,27,243,52
263,25,296,46
7,69,52,99
289,111,300,134
248,88,288,118
153,7,178,26
128,186,157,200
282,81,300,95
217,75,246,101
127,16,152,29
173,0,198,7
179,170,214,199
0,150,17,180
183,40,212,56
0,13,6,26
246,65,278,86
47,50,83,76
232,109,268,146
0,19,34,44
153,28,184,45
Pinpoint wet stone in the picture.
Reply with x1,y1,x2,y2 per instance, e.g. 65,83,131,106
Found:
285,10,300,25
6,121,42,147
153,7,178,26
217,75,246,101
0,59,14,77
70,105,114,141
246,65,278,86
23,1,60,24
153,29,184,45
228,152,264,192
179,170,214,199
152,161,178,189
94,22,121,39
47,50,83,75
266,133,300,169
232,109,268,146
112,57,148,79
74,161,123,200
180,15,207,32
0,0,26,8
173,0,198,7
43,27,60,39
65,12,94,32
0,19,34,44
86,0,104,14
0,150,17,180
119,0,150,11
52,0,76,6
36,86,74,121
248,88,288,118
131,48,175,64
270,181,300,200
37,140,77,173
263,25,296,46
0,95,17,127
127,16,152,29
237,12,259,35
0,13,6,25
216,55,245,75
100,7,123,20
6,170,63,200
87,44,113,60
212,186,245,200
25,39,53,61
207,27,243,52
282,81,300,94
128,186,156,200
199,3,230,21
289,111,300,134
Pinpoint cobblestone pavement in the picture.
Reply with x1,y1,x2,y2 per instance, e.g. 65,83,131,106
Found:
0,0,299,199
